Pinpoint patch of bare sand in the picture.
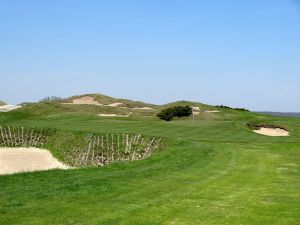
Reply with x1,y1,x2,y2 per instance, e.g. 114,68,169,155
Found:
133,107,154,110
106,103,123,107
253,128,289,137
98,114,129,117
65,96,124,107
204,110,220,113
0,147,69,175
72,96,101,105
0,105,22,112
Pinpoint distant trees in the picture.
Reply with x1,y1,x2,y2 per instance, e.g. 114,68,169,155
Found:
157,106,193,121
216,105,249,111
39,96,63,103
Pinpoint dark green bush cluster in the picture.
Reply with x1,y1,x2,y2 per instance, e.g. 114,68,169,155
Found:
157,106,193,121
216,105,249,111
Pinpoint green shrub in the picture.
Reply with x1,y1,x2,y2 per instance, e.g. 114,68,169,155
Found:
216,105,249,111
157,106,192,121
157,108,174,121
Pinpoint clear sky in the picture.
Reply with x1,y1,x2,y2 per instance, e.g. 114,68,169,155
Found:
0,0,299,111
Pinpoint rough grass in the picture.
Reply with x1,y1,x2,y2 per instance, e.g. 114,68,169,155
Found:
64,93,159,109
0,106,299,225
0,126,165,168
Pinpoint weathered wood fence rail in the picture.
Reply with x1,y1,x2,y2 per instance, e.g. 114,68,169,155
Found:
0,126,164,167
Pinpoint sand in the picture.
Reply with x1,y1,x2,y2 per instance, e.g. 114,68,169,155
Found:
133,107,154,110
0,147,68,175
253,128,289,137
106,103,123,107
98,114,129,117
0,105,22,112
204,110,220,113
72,96,101,105
67,96,123,107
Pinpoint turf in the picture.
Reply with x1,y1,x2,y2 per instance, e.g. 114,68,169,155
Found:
0,104,299,225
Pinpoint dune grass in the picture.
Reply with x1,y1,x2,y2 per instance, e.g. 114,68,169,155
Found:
0,106,299,225
64,93,159,109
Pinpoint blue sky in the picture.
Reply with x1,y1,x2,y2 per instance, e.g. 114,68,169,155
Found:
0,0,299,111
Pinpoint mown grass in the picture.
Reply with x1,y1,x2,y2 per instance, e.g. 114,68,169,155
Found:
0,105,299,225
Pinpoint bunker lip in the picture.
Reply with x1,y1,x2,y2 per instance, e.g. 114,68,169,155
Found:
253,128,289,137
0,147,69,175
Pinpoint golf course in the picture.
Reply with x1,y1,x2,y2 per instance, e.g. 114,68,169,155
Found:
0,94,299,225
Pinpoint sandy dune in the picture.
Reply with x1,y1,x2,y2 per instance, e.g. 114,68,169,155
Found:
0,147,68,175
133,107,154,110
106,102,123,107
253,128,289,137
67,96,123,107
72,96,101,105
0,105,22,112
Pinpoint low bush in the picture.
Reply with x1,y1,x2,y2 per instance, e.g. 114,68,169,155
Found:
157,106,192,121
216,105,249,111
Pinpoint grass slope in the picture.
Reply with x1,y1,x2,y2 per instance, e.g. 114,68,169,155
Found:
65,93,159,109
0,100,299,225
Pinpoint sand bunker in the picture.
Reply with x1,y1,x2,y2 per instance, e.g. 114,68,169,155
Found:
0,147,68,175
204,110,220,113
133,107,154,110
106,102,123,107
0,105,22,112
98,114,129,117
253,128,289,137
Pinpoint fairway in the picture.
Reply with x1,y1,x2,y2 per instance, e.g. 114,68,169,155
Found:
2,1,300,224
0,103,299,225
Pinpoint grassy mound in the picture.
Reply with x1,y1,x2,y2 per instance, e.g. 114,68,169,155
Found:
0,96,299,224
64,93,158,109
